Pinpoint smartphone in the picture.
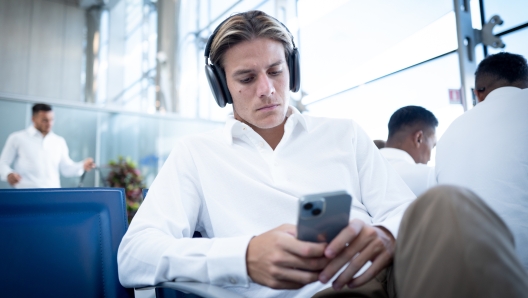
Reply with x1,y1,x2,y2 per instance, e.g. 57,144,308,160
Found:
297,191,352,243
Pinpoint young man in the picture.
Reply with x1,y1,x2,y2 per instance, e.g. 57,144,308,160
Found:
381,106,438,196
436,52,528,272
118,11,528,298
0,103,95,188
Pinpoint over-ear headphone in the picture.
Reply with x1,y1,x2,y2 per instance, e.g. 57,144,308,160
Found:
204,13,300,108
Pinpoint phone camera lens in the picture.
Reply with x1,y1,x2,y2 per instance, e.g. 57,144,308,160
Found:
303,203,313,210
312,208,321,216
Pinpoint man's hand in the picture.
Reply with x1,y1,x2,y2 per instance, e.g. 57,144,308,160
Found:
7,172,21,186
83,158,95,171
246,224,330,289
318,219,395,290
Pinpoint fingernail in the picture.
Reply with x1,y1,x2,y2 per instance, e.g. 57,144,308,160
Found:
332,283,342,291
325,248,334,258
319,274,328,283
348,282,356,289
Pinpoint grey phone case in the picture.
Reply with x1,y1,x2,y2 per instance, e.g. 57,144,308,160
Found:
297,191,352,243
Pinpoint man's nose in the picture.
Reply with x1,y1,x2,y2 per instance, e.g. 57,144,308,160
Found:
256,74,274,98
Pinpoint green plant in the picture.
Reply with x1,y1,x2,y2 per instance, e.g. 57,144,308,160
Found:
106,156,145,222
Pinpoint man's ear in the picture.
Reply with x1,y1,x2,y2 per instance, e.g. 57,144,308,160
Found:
413,130,424,148
477,91,486,103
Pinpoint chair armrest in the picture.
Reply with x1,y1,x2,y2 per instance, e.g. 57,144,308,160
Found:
136,281,247,298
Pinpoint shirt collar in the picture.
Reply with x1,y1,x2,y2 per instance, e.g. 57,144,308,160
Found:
27,125,52,138
222,105,310,145
483,86,522,103
380,148,416,164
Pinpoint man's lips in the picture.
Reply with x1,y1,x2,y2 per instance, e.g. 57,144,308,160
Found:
257,104,279,111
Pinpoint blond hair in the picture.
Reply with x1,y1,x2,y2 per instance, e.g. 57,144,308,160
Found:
209,10,294,68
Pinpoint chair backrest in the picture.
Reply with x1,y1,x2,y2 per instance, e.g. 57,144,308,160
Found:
0,188,133,298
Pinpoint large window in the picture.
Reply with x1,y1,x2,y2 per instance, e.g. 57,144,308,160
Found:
306,52,464,165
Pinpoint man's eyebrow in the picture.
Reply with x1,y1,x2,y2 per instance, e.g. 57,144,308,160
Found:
232,60,284,77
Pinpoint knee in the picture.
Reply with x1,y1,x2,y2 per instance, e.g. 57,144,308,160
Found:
401,185,485,229
416,184,482,209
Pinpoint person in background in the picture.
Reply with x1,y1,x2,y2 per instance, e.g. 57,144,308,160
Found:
436,52,528,272
0,103,95,188
380,106,437,196
373,139,386,149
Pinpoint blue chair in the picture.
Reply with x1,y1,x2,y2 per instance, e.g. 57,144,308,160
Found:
0,188,243,298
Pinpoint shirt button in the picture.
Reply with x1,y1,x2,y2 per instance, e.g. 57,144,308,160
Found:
259,142,265,148
242,127,246,131
229,277,237,284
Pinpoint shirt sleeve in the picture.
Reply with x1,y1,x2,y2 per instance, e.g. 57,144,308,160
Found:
0,134,17,181
353,123,416,238
58,138,84,177
117,140,253,288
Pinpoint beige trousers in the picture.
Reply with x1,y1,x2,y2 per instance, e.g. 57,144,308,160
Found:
314,185,528,298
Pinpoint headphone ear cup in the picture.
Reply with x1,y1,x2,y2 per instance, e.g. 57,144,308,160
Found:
213,65,233,105
289,48,301,92
205,64,232,107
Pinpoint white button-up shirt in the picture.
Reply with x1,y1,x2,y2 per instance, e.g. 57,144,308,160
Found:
436,87,528,271
380,147,436,197
0,126,84,188
118,107,415,297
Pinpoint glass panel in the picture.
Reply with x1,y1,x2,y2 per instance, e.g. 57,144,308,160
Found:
298,0,456,105
0,100,29,189
53,107,98,188
487,27,528,58
306,53,464,166
483,0,528,32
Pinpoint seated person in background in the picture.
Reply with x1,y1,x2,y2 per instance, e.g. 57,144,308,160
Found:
373,139,386,149
0,103,95,188
380,106,437,196
436,52,528,272
118,11,528,298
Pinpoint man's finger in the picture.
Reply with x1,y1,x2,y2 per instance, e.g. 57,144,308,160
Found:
275,253,330,272
331,240,382,289
348,251,392,289
325,219,365,258
282,237,327,259
271,266,321,286
277,223,297,237
318,229,372,284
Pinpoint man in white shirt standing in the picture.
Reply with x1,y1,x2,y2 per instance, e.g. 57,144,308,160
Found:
436,52,528,272
118,11,528,298
0,103,95,188
380,106,438,196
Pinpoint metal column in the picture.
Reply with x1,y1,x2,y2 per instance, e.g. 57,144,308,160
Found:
454,0,478,111
156,0,181,113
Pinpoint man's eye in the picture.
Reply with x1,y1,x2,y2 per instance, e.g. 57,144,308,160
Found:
240,77,254,83
269,70,282,76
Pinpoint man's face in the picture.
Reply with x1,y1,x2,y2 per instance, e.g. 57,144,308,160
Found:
418,129,437,164
32,111,54,135
222,38,290,130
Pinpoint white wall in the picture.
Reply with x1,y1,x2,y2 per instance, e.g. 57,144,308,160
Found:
0,0,85,102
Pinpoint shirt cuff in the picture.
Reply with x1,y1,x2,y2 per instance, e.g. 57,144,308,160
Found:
0,169,13,181
206,235,253,287
372,215,402,239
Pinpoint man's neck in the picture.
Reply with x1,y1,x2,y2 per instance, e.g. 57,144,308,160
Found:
250,119,287,150
34,126,49,137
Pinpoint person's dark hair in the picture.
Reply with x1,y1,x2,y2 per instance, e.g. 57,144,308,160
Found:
373,140,386,149
388,106,438,138
32,103,52,115
475,52,528,83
